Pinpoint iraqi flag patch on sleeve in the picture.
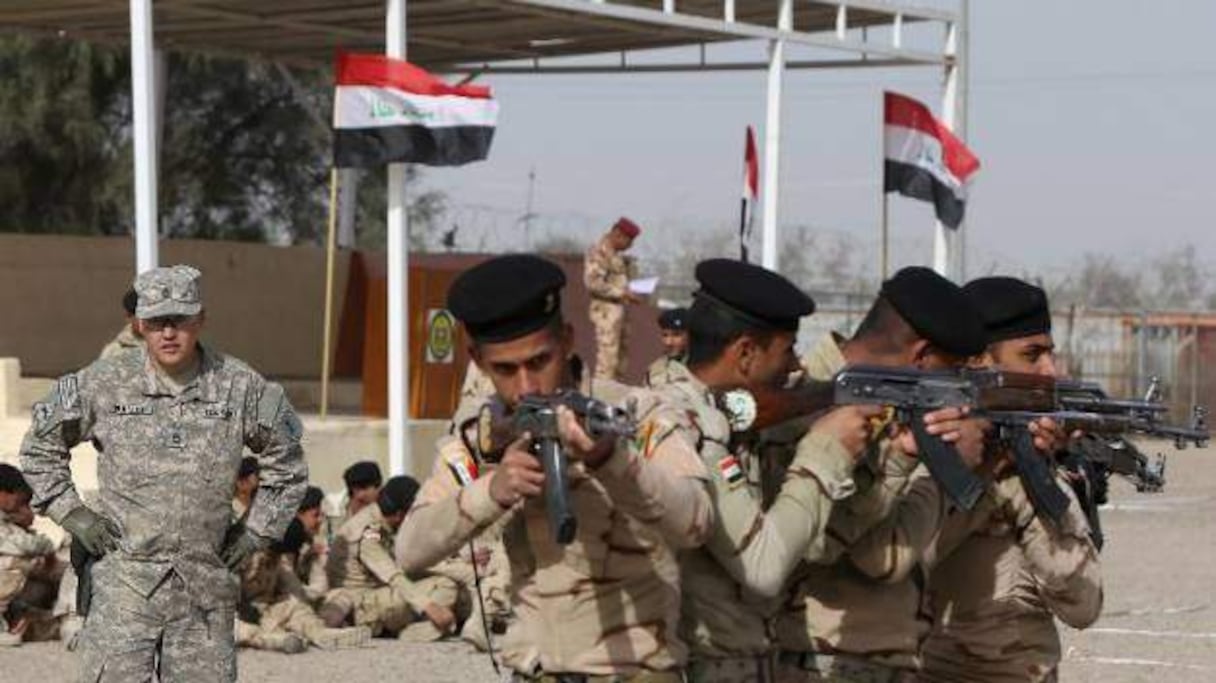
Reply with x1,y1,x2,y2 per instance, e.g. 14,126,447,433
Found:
717,456,745,485
446,453,480,487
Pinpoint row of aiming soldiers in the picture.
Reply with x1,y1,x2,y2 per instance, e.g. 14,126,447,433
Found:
394,254,1109,683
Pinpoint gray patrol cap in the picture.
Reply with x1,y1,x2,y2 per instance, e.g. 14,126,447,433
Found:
134,265,203,319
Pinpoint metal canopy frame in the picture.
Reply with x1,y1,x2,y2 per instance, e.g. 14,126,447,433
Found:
1,0,965,476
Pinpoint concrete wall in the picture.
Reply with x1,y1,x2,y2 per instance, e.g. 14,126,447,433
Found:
0,234,351,378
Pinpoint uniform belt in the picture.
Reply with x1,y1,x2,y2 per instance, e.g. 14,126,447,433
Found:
688,654,775,682
777,651,915,683
589,294,623,303
512,671,685,683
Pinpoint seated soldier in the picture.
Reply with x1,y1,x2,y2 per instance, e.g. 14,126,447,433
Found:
287,486,328,602
235,528,370,654
232,456,260,522
0,465,64,646
321,476,458,642
324,461,383,543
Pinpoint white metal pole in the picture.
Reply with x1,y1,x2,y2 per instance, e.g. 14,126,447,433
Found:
760,0,792,272
130,0,159,273
386,0,411,477
934,7,967,280
954,0,970,280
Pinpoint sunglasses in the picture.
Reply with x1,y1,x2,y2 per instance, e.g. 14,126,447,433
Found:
142,315,199,332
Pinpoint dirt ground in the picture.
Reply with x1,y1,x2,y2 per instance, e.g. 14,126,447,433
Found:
3,442,1214,682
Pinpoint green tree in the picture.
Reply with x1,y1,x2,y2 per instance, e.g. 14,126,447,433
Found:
0,35,447,247
0,36,130,234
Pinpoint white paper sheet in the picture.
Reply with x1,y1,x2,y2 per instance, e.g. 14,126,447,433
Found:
628,276,659,295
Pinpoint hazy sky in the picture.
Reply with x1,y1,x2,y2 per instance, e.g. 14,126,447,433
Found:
425,0,1215,281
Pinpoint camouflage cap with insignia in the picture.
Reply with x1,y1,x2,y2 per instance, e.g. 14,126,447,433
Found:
134,264,203,319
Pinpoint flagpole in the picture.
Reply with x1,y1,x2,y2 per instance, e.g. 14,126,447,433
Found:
320,167,339,419
386,0,411,477
880,189,890,281
738,197,748,262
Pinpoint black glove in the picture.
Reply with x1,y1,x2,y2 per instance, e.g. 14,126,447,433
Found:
60,506,122,557
221,528,265,571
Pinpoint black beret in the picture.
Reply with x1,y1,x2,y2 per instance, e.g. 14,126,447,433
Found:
238,456,260,479
298,486,324,512
447,255,566,344
657,308,688,331
692,259,814,332
272,517,310,555
962,277,1052,344
343,461,383,490
0,463,30,496
881,267,987,357
378,475,420,516
0,463,22,492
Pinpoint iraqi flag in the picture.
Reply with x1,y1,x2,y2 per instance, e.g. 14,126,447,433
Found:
333,52,498,168
883,91,979,229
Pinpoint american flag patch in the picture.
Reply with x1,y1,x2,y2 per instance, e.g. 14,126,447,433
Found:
717,456,744,485
446,454,480,487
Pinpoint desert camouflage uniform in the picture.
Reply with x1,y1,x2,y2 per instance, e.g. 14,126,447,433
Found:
396,382,713,679
323,503,457,639
290,541,329,603
98,325,141,361
449,360,498,435
236,548,368,651
584,236,635,380
920,472,1102,683
653,367,857,682
0,510,62,643
645,356,692,388
774,333,947,683
19,345,307,682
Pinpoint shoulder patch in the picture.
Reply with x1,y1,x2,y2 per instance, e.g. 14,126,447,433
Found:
32,402,54,431
58,375,80,410
717,455,746,487
445,451,480,486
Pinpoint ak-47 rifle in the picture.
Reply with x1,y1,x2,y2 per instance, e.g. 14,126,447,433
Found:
476,390,637,545
721,366,1209,525
1059,433,1165,551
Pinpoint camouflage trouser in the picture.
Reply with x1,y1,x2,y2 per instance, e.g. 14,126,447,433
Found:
237,595,330,644
775,652,918,683
688,655,776,683
323,574,458,636
0,566,28,616
589,300,626,380
0,565,62,642
80,568,235,682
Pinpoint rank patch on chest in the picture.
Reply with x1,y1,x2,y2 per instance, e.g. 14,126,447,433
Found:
717,455,745,485
203,406,233,420
112,403,154,416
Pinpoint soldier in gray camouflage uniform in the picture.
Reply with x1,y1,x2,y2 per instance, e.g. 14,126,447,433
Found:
19,264,308,682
